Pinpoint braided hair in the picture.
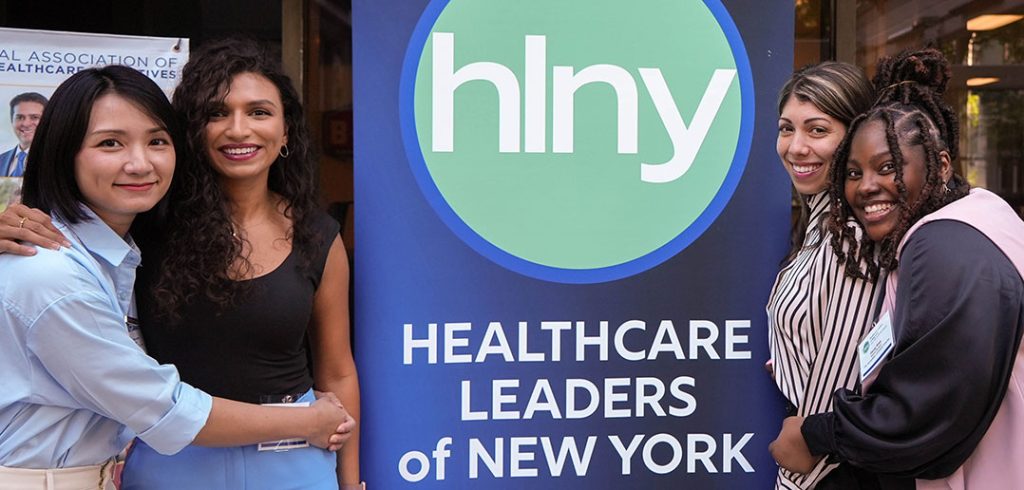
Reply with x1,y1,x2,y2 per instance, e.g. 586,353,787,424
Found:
826,48,970,280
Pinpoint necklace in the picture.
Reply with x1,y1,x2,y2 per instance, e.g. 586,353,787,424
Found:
231,217,275,239
230,197,284,240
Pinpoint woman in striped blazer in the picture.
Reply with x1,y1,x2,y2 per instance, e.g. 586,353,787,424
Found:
767,61,879,489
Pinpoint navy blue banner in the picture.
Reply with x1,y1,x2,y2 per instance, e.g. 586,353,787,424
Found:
354,1,794,487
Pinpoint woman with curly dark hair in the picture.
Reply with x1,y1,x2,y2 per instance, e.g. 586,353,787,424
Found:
770,48,1024,489
120,39,361,490
0,39,361,489
0,65,353,490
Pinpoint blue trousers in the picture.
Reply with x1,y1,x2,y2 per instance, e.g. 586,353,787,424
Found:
121,390,338,490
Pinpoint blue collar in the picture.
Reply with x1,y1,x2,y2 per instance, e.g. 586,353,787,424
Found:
56,207,140,268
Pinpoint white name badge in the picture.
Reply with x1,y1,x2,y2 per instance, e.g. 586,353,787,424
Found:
257,401,311,452
858,312,895,383
125,316,146,350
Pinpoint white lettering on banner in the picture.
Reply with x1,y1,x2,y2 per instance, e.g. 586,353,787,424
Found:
432,32,521,153
469,436,597,478
398,433,754,481
403,322,437,364
430,32,736,183
460,376,697,421
403,319,754,480
449,433,752,479
608,433,754,475
404,319,752,365
399,437,453,482
518,321,545,361
445,322,472,363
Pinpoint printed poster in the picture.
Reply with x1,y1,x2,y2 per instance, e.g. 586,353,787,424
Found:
0,27,188,210
355,0,795,487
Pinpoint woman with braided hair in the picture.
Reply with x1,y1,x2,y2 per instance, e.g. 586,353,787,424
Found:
770,48,1024,489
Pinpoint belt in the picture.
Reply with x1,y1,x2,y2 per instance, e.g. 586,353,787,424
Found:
0,459,114,490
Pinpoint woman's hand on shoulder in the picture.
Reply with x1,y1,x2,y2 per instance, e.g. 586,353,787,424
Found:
0,204,69,255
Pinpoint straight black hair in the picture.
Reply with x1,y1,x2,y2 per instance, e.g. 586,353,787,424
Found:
21,65,182,225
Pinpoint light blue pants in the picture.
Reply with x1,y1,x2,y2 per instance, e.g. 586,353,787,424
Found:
121,390,338,490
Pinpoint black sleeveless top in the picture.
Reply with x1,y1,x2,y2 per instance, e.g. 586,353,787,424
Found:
136,212,339,404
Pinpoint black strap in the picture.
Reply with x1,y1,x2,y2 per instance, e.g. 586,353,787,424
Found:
871,269,889,322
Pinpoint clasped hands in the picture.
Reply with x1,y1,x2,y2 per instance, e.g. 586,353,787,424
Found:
311,390,357,452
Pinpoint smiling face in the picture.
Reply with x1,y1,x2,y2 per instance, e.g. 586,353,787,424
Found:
12,101,44,150
843,118,950,242
204,72,288,185
75,93,175,236
777,97,847,195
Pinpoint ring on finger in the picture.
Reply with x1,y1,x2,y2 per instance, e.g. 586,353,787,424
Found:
18,217,27,229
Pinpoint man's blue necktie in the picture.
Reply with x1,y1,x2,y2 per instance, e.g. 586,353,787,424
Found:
11,151,25,177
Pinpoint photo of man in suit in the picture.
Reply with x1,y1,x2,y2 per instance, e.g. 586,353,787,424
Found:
1,92,47,178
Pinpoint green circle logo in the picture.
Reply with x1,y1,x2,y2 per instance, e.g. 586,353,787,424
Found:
402,0,753,282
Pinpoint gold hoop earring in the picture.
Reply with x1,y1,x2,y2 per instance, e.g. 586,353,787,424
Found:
279,145,291,159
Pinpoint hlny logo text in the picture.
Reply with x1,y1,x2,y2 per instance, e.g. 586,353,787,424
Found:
430,32,737,184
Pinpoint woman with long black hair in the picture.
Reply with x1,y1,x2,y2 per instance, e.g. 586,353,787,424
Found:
0,65,351,490
0,39,361,490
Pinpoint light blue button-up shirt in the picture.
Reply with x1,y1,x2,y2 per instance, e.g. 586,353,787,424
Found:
0,209,212,469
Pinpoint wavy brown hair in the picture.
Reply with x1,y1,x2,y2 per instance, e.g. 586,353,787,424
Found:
152,38,322,317
777,61,874,266
827,48,969,280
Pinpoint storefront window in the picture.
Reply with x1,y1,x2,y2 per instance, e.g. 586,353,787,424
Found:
839,0,1024,214
302,0,354,253
795,0,833,67
855,1,1024,215
797,0,1024,216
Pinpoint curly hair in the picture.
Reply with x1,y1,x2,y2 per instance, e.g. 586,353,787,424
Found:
777,61,874,265
826,48,969,280
151,38,322,317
